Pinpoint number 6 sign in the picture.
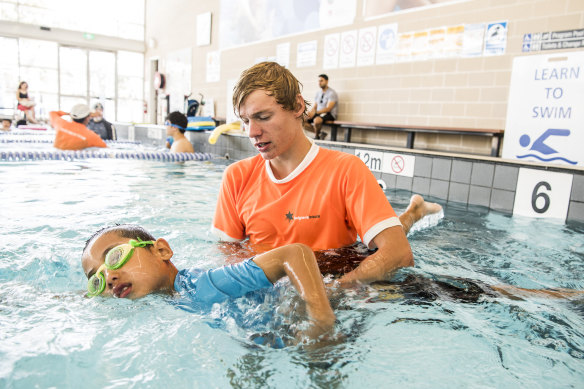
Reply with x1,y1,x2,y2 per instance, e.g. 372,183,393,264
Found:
513,168,573,220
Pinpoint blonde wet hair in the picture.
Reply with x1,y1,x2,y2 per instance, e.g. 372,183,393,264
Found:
232,61,309,118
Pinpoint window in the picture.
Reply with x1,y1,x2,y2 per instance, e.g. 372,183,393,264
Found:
0,36,18,114
0,35,143,122
60,46,88,97
18,38,58,117
89,50,116,119
0,0,144,41
117,50,144,122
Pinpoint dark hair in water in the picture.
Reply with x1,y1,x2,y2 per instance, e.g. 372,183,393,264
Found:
166,111,188,134
83,224,156,255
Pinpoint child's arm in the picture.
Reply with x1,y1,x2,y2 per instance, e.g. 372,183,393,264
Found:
252,243,335,338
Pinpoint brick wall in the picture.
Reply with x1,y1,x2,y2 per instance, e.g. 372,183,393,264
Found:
145,0,584,155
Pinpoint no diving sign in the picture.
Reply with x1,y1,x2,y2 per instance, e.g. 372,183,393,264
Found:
390,155,405,173
383,153,414,176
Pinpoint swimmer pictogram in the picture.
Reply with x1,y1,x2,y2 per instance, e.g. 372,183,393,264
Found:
516,128,577,165
379,29,396,50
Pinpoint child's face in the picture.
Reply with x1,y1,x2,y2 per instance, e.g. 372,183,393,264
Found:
82,232,173,299
1,120,10,130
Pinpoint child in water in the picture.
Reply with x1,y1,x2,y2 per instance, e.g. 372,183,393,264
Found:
81,224,335,340
82,224,583,345
165,111,194,153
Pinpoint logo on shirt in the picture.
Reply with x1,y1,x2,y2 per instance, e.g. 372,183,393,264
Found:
285,211,320,223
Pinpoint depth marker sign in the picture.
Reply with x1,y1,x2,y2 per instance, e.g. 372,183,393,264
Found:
355,150,415,177
513,168,573,221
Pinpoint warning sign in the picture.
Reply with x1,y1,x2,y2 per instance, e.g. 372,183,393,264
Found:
355,150,415,177
357,26,377,66
390,155,405,173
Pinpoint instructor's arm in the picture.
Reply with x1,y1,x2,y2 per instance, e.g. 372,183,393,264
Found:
337,226,413,286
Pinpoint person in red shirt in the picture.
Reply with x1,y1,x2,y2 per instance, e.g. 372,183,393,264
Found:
213,62,441,286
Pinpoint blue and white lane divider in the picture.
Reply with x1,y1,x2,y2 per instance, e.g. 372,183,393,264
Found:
0,149,214,162
0,137,141,145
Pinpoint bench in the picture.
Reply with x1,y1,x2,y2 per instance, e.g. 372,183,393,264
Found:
324,120,504,157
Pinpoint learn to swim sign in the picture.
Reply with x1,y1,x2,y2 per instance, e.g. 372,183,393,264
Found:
503,52,583,167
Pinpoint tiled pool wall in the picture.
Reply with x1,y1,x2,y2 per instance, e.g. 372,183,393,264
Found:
117,124,584,224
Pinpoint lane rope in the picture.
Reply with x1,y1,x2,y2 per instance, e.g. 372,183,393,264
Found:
0,149,214,162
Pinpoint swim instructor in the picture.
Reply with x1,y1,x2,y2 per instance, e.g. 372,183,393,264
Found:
212,62,440,286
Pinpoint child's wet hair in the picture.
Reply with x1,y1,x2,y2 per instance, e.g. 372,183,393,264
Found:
166,111,188,133
83,224,156,255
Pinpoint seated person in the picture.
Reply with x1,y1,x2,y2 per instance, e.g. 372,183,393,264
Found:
165,111,194,153
303,74,338,140
81,224,335,339
50,104,107,150
16,81,38,124
87,102,116,140
1,118,11,131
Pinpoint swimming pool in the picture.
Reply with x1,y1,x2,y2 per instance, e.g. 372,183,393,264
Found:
1,153,583,388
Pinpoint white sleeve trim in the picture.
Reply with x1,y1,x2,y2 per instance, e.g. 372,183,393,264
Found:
362,217,402,249
210,226,244,243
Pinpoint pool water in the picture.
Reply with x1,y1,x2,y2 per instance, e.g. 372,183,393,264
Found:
1,157,583,388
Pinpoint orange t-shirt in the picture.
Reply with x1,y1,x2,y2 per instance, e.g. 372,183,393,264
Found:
212,143,400,250
50,111,107,150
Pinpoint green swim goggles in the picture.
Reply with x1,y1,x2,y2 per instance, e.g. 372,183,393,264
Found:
87,238,154,297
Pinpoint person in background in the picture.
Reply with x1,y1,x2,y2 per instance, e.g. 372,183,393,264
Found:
16,81,38,124
88,102,116,140
1,118,11,131
304,74,338,140
49,104,107,150
70,104,92,126
165,111,194,153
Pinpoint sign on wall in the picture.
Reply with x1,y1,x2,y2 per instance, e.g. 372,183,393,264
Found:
376,23,398,64
503,52,583,167
297,40,317,68
323,33,340,69
206,51,221,83
357,26,377,66
513,168,573,221
196,12,212,46
355,149,415,177
522,29,584,53
276,42,290,68
340,30,358,68
484,21,507,56
165,48,192,112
